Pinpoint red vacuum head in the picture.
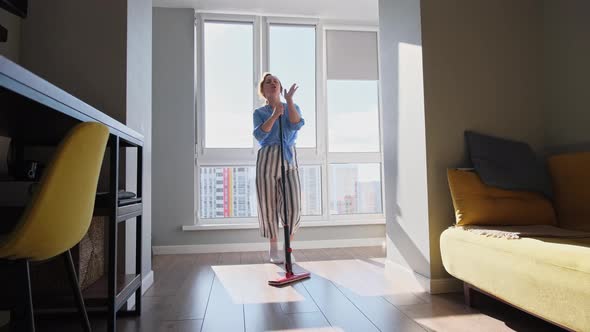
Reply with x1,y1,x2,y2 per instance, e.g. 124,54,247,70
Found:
268,271,311,287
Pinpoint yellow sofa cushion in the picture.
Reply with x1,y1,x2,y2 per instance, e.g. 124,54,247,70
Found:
440,227,590,331
447,169,556,226
548,152,590,231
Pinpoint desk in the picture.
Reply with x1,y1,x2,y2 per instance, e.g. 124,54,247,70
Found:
0,55,143,332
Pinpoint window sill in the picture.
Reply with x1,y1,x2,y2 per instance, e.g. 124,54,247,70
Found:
182,219,385,231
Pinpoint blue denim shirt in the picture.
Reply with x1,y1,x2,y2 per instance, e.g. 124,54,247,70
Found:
253,103,305,164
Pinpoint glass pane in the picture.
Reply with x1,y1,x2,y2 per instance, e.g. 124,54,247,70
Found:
299,166,322,216
330,163,382,215
204,22,253,148
199,166,322,218
200,167,257,218
328,80,380,152
269,25,316,148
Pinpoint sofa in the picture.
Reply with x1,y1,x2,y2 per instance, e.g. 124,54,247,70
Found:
440,152,590,332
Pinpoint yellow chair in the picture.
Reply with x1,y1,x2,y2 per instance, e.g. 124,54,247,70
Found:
0,122,109,332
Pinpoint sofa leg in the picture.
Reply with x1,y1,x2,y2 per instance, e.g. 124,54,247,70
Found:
463,282,473,307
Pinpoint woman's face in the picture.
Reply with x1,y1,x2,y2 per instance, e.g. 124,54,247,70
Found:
262,75,281,99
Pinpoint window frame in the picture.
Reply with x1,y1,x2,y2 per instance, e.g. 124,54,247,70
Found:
323,25,384,221
194,13,385,227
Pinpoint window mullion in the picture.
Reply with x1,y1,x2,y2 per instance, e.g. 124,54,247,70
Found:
196,13,205,157
253,16,262,154
321,18,329,221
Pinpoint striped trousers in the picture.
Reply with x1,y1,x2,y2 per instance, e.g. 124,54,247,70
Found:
256,144,301,239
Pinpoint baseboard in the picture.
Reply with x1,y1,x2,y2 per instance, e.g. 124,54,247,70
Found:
126,270,154,310
430,276,463,294
384,260,463,294
141,269,155,294
152,237,385,255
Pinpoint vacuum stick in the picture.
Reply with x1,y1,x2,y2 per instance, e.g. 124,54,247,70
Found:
268,114,310,287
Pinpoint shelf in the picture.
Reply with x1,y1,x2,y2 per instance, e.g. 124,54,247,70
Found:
117,202,142,223
83,274,142,311
34,274,141,315
93,198,143,223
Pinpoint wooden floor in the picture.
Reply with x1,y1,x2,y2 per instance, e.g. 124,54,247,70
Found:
7,246,566,332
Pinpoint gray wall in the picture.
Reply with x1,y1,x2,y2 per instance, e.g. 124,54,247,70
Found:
152,7,385,247
0,7,36,328
152,8,197,246
20,0,127,123
20,0,152,276
544,0,590,149
378,0,431,278
421,0,545,280
0,8,21,62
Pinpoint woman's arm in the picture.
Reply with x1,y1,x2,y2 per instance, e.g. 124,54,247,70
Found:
284,84,301,124
286,99,301,124
261,107,283,132
253,111,270,141
253,107,284,142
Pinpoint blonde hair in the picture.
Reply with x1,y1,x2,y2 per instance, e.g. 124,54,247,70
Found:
258,72,282,101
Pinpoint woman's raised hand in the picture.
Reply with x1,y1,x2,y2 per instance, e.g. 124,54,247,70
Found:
283,83,298,102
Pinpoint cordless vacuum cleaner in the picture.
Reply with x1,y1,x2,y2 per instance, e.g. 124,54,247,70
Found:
268,114,311,287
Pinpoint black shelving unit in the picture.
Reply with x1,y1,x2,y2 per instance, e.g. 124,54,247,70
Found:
105,135,143,331
0,55,145,332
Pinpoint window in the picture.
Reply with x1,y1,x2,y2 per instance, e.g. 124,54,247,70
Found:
329,164,382,215
299,166,322,216
269,24,316,148
199,165,322,218
327,80,380,152
203,21,253,148
199,166,257,219
196,14,382,225
325,29,382,216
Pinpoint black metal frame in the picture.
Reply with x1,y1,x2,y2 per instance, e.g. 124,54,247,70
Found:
106,136,143,332
3,250,91,332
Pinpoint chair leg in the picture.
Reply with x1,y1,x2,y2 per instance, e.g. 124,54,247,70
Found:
23,260,35,332
63,250,91,332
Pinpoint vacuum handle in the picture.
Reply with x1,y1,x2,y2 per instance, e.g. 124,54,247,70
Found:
278,115,293,275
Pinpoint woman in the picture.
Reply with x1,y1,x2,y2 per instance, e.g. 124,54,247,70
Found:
253,73,305,263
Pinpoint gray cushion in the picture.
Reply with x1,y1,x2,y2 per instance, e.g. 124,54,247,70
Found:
465,131,553,198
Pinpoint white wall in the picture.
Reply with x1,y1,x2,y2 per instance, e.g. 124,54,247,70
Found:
544,0,590,149
126,0,153,276
0,8,21,62
378,0,431,279
152,7,386,248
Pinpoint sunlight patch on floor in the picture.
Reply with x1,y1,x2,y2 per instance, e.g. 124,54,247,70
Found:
297,258,424,297
212,263,307,304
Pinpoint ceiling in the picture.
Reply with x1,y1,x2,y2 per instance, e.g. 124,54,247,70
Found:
152,0,379,25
